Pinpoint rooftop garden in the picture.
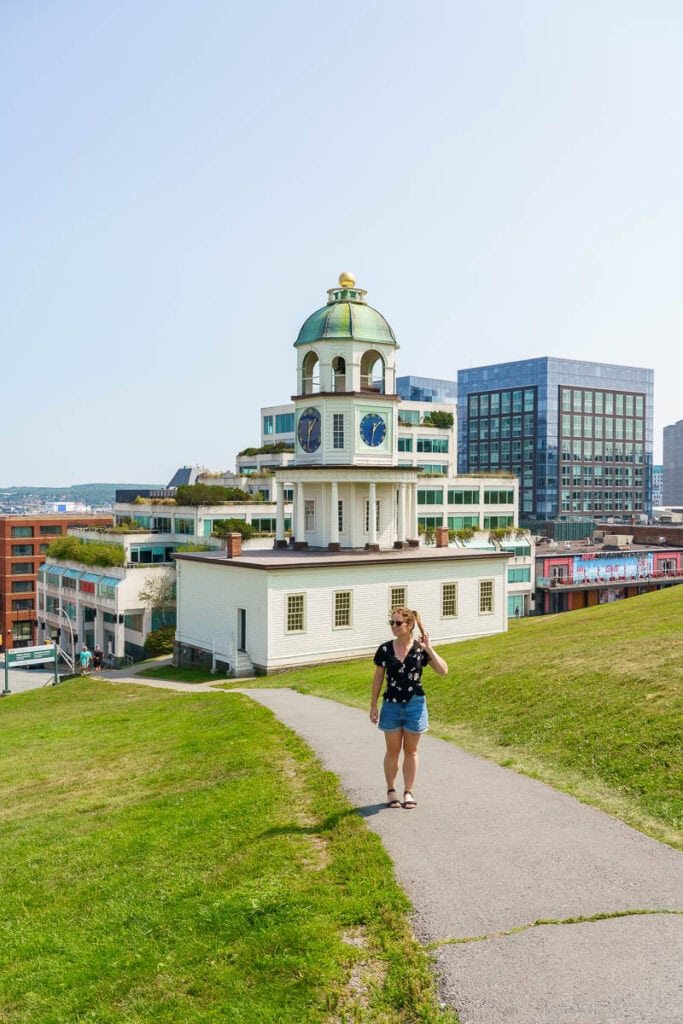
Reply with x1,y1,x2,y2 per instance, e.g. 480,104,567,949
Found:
237,442,294,457
46,535,125,568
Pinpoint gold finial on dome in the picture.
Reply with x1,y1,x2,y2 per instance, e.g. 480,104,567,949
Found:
338,271,355,288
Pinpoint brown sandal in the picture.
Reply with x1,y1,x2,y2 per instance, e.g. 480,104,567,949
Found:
402,791,417,809
387,788,401,809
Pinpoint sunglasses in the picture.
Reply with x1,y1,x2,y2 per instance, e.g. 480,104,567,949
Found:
389,619,406,627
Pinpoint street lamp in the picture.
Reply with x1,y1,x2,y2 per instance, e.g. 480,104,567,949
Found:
58,603,75,670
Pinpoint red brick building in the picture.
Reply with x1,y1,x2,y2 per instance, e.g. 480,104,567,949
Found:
0,514,112,650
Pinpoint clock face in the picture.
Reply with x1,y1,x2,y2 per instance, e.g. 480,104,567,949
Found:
359,412,387,447
297,407,322,453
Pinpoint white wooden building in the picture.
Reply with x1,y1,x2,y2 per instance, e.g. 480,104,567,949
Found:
174,273,514,675
175,546,508,675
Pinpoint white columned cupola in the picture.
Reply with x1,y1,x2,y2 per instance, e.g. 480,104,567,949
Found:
275,273,421,552
292,273,400,469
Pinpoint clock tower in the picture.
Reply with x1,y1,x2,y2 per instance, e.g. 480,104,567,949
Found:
293,273,400,468
274,273,421,551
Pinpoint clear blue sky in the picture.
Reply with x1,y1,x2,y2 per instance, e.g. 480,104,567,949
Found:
2,0,681,486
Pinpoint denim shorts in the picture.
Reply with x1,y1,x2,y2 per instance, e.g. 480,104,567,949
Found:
378,694,429,734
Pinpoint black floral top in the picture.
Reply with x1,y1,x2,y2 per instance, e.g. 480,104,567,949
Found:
373,640,431,704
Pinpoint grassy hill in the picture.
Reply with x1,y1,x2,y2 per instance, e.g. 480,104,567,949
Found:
0,682,456,1023
246,586,683,848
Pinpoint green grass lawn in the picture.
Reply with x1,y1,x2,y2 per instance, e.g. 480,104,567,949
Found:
0,681,457,1024
238,586,683,848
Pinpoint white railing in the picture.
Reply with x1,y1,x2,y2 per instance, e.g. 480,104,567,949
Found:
175,631,236,672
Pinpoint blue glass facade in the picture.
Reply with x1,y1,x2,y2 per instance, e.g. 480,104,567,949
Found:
457,358,654,519
396,375,457,403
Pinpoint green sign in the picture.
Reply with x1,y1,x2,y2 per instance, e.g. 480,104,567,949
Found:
3,643,60,696
8,645,56,665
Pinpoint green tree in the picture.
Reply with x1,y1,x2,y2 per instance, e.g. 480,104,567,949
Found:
422,411,454,429
211,519,255,541
143,625,176,656
138,570,177,627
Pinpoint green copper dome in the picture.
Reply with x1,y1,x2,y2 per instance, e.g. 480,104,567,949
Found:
294,279,397,347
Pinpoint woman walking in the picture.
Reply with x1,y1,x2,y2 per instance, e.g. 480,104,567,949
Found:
370,607,448,809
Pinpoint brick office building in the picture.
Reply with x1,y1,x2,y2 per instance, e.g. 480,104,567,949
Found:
0,514,111,650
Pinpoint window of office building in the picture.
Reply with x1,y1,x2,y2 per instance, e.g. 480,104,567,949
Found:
11,563,33,575
174,517,194,535
12,599,34,611
40,525,62,535
417,437,448,453
448,515,479,530
484,489,514,504
263,415,274,435
398,436,413,452
418,515,443,530
12,622,32,640
334,591,352,628
275,413,294,433
508,567,531,583
441,583,458,618
417,464,447,475
398,409,420,425
448,489,479,504
11,580,33,593
417,489,443,505
11,544,33,556
483,515,513,528
11,526,33,538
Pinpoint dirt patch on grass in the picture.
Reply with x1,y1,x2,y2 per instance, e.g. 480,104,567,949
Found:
326,927,387,1024
278,754,330,870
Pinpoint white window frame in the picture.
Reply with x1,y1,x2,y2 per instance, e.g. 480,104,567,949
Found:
389,585,406,610
304,499,316,533
332,413,344,449
479,579,494,615
286,593,306,633
333,590,352,629
441,582,458,618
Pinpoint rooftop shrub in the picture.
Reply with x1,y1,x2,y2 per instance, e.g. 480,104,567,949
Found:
47,535,125,568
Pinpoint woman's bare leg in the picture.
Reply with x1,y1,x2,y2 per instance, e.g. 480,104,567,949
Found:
384,730,403,790
402,730,422,795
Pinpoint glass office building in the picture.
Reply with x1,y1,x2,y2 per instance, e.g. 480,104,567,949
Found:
457,358,654,520
397,375,457,403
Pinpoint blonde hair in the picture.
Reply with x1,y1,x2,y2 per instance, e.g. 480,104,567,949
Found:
391,606,426,637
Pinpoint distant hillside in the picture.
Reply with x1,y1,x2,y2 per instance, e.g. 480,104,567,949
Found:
0,483,162,507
